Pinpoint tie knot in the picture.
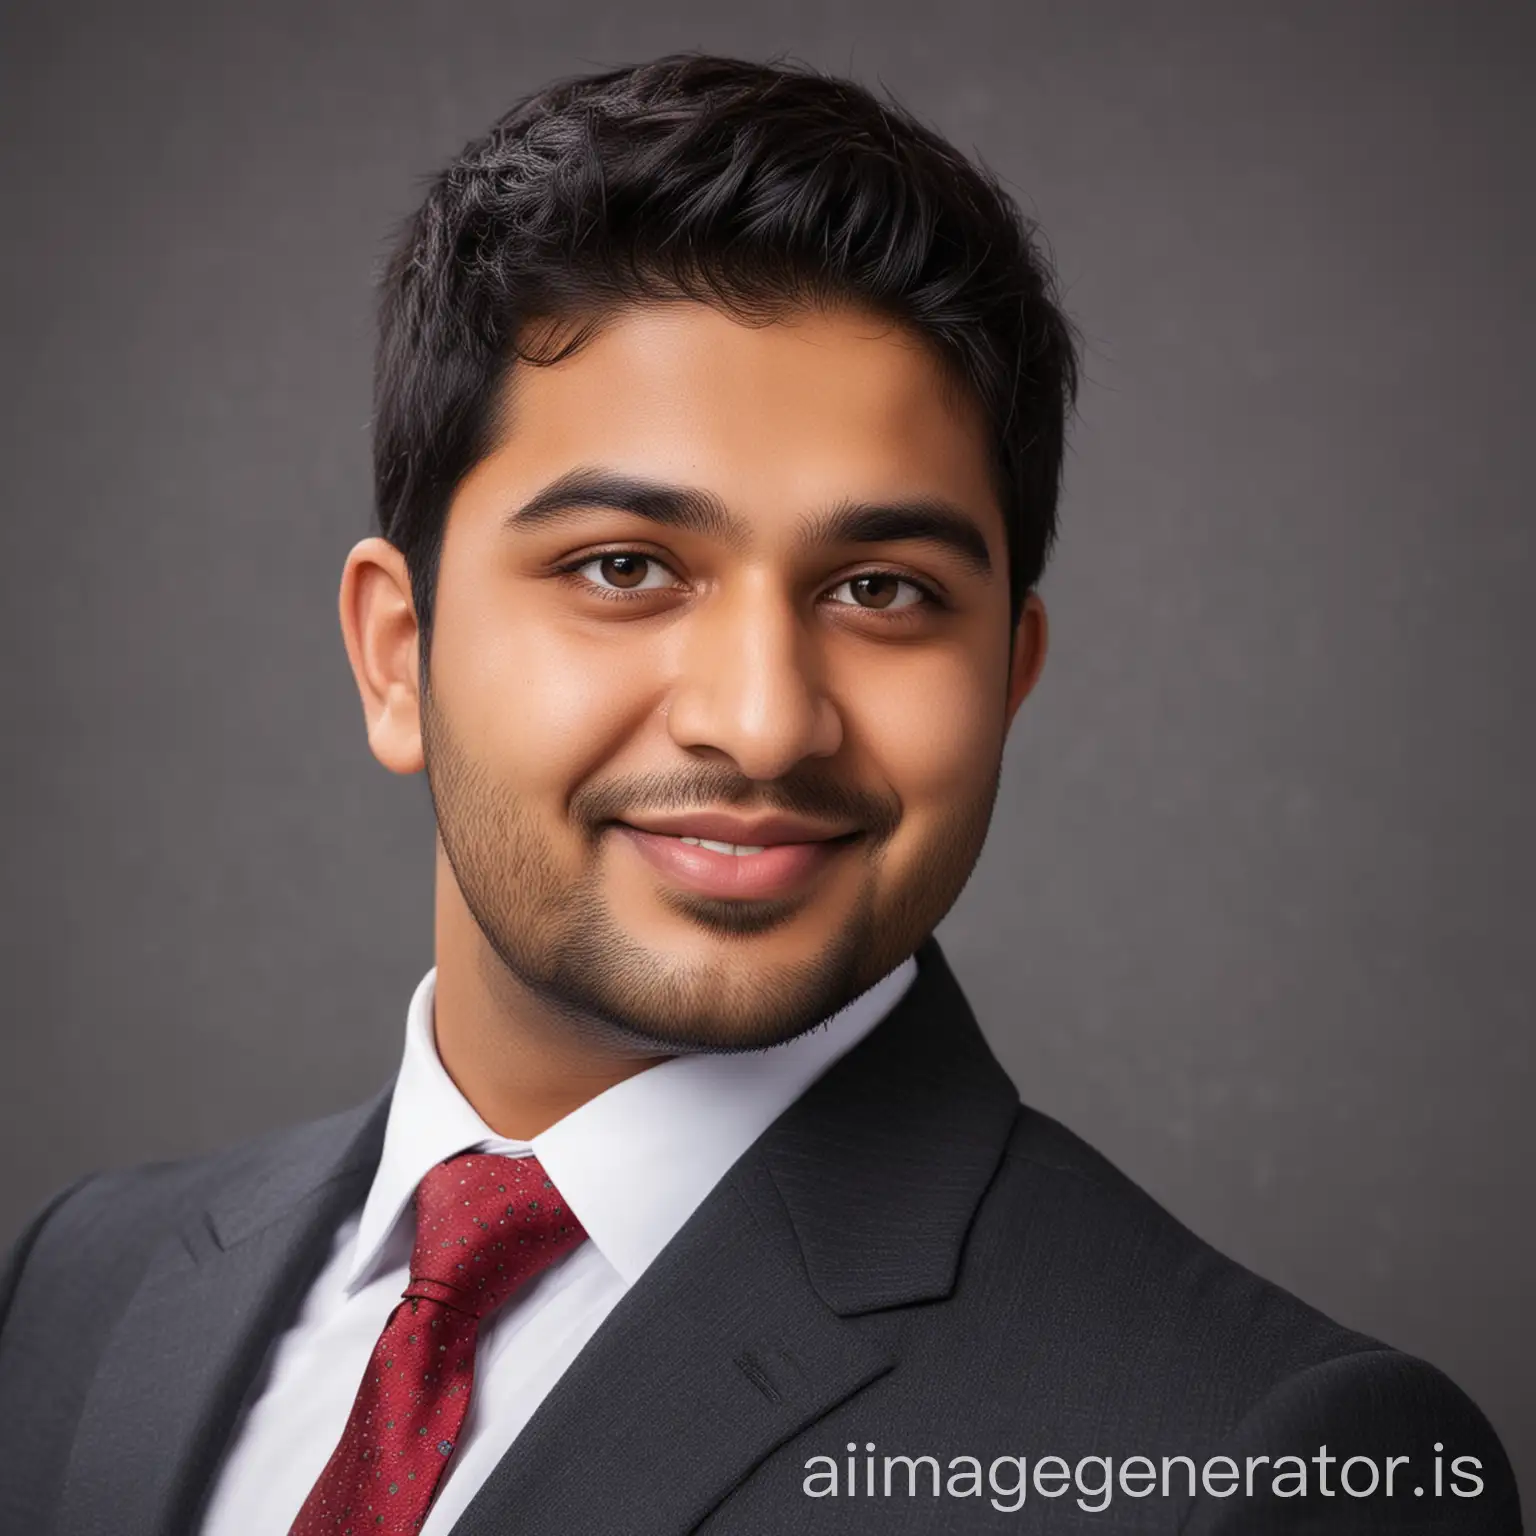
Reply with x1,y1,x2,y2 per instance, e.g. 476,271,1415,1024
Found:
406,1152,584,1319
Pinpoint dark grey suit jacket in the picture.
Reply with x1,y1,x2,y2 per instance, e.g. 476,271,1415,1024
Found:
0,940,1521,1533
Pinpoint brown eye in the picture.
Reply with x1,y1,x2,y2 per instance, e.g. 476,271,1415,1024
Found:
829,573,927,612
570,552,676,593
600,554,650,588
850,575,899,608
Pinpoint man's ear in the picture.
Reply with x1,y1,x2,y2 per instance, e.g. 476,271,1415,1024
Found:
1005,590,1049,729
338,537,425,775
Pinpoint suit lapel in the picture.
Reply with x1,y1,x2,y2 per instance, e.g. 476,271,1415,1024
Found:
451,1159,897,1536
451,937,1019,1536
56,1091,392,1536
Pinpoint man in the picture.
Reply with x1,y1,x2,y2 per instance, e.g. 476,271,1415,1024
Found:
0,52,1519,1536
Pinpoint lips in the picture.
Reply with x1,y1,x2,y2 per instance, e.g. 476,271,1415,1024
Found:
615,810,859,846
609,821,860,901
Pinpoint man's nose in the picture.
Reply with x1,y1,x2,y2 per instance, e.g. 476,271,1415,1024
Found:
663,578,843,781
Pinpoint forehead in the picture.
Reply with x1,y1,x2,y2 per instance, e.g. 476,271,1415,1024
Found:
480,302,1000,530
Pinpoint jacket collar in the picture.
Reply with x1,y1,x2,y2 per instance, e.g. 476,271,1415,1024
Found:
203,1088,392,1252
756,933,1020,1315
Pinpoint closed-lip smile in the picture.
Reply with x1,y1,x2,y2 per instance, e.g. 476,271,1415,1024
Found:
614,811,861,847
609,812,863,901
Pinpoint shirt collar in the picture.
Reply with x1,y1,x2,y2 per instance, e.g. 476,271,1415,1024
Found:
345,956,916,1293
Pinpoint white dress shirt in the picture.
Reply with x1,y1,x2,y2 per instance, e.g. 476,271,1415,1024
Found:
199,956,916,1535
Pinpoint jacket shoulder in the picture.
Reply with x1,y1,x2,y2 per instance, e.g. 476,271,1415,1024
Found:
941,1106,1517,1499
0,1097,385,1337
0,1098,387,1532
983,1103,1381,1376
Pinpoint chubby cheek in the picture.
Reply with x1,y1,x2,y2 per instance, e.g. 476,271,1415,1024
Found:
429,574,657,809
848,646,1008,849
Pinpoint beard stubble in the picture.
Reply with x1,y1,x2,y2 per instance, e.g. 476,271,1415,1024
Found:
420,685,998,1053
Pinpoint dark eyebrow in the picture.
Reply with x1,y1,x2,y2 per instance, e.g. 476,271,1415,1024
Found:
503,467,994,577
802,497,994,578
502,468,745,546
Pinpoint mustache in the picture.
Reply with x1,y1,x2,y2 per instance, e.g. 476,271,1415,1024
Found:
571,766,902,841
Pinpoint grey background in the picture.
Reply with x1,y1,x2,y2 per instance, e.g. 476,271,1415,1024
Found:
2,0,1531,1493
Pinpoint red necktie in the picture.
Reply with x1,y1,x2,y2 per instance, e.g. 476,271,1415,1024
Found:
287,1152,586,1535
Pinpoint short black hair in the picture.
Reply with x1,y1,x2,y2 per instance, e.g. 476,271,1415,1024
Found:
373,53,1079,653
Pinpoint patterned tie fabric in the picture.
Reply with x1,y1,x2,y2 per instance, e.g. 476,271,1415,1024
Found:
287,1152,586,1535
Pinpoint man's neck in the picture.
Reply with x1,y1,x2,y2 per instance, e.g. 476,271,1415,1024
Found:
431,861,667,1140
432,972,666,1141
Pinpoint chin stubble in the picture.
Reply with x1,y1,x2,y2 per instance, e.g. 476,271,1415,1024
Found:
420,689,995,1052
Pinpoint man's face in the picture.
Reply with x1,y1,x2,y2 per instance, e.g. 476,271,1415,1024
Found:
414,301,1044,1051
